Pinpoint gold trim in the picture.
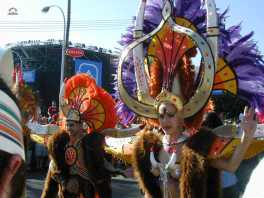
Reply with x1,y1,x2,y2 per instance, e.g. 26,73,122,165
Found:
118,2,215,119
154,89,183,111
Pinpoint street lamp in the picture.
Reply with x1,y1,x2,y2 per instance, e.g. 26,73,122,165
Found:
42,5,66,87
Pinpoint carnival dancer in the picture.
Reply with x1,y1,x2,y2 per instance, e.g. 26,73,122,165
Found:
0,78,26,198
41,108,114,198
115,0,264,197
133,95,256,198
41,73,142,198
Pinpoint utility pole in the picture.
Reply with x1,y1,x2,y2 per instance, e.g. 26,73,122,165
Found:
65,0,71,48
64,0,71,79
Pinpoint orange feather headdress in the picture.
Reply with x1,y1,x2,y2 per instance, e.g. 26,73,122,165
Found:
60,73,117,133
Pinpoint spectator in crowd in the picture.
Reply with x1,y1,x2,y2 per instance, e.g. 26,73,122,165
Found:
0,78,26,198
242,154,264,198
47,101,58,123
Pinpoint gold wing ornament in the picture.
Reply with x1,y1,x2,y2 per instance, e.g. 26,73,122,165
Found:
209,124,264,160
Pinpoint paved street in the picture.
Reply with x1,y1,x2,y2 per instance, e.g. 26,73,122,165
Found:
26,171,142,198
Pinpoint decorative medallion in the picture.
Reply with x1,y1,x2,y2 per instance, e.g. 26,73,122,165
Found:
65,146,78,166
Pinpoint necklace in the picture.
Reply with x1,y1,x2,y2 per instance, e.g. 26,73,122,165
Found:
162,134,188,153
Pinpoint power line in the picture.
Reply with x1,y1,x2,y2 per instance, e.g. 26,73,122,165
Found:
0,27,130,32
0,19,134,24
0,19,134,31
0,24,132,27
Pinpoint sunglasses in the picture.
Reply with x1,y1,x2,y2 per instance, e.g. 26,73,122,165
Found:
158,111,176,119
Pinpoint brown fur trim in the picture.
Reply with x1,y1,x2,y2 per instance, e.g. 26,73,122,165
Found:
41,168,59,198
132,129,162,198
180,145,207,198
186,127,217,156
82,132,112,197
82,132,112,181
179,127,221,198
47,131,70,178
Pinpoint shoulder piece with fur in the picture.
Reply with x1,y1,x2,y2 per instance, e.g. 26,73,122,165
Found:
132,129,162,197
47,131,70,177
180,127,221,198
82,132,112,181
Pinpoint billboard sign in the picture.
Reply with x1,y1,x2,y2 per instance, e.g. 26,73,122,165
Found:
66,48,85,58
75,59,102,86
23,70,36,83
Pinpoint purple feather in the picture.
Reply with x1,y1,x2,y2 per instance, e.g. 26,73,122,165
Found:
113,0,264,124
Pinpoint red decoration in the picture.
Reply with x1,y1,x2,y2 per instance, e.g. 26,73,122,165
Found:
66,48,85,58
65,146,77,166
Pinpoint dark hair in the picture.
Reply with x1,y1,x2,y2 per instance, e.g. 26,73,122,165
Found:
202,112,223,129
0,150,25,198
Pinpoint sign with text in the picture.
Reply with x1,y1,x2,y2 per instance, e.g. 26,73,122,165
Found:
75,59,102,86
23,70,36,83
66,48,85,58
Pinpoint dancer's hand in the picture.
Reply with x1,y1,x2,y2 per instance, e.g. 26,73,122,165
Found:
240,107,257,141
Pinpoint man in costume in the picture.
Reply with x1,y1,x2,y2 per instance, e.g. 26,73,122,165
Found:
41,73,142,198
114,0,264,197
41,108,113,198
0,78,26,198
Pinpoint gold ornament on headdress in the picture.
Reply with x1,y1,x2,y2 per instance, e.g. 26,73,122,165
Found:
154,89,183,112
66,109,81,122
117,0,218,119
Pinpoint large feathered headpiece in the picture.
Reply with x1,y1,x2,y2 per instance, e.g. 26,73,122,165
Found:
115,0,264,131
60,73,117,132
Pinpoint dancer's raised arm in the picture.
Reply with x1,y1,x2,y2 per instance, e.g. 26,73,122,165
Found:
210,107,257,172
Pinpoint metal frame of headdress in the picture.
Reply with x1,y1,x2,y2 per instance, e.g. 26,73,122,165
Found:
118,0,219,119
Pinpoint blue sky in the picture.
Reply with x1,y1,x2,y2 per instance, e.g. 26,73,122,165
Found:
0,0,263,54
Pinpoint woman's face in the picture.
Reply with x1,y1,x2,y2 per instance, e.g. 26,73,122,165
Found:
158,102,184,135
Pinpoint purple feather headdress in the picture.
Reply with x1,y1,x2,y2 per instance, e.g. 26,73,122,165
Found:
114,0,264,125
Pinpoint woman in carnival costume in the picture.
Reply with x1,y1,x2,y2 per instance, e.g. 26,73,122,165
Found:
115,0,264,197
41,73,142,198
